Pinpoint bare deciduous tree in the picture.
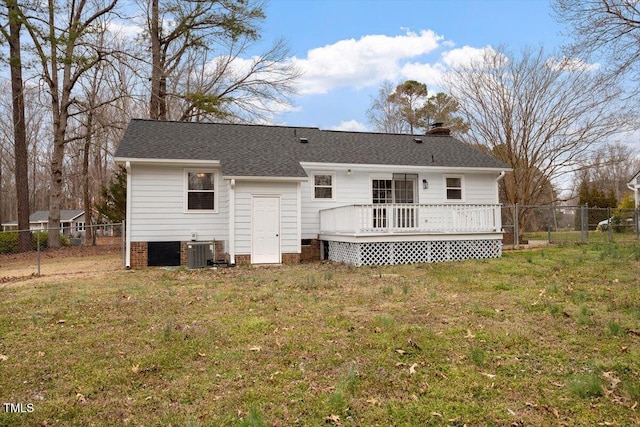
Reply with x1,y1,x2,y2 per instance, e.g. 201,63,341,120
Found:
1,0,30,251
20,0,118,247
444,46,633,230
366,80,406,134
554,0,640,89
141,0,299,123
574,142,640,201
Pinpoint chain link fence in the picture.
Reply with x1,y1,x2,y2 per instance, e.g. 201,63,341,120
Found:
502,205,640,248
2,206,639,276
1,222,125,276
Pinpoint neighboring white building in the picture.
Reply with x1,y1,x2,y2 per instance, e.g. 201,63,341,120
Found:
628,169,640,208
114,119,510,268
2,210,85,235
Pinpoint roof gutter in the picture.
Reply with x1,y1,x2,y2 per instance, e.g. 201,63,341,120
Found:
300,162,511,173
114,157,221,167
495,171,506,181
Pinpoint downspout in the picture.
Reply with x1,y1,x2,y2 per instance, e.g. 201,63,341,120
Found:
297,181,301,255
494,171,506,232
228,178,236,265
125,161,132,269
494,171,505,201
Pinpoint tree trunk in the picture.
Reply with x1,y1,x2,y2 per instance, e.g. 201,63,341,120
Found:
149,0,162,120
8,0,31,251
82,119,94,246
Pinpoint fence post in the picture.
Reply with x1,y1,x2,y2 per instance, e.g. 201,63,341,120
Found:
607,206,613,243
547,205,553,243
581,204,589,243
635,208,639,241
36,231,41,277
514,203,519,248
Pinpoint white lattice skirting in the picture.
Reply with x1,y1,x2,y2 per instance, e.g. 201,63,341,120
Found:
328,239,502,266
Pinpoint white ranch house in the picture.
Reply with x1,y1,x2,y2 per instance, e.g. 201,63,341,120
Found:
114,119,510,268
1,210,85,235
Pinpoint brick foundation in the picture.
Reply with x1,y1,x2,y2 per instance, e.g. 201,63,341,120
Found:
130,240,226,269
130,242,148,269
234,254,251,265
233,253,301,265
301,239,321,262
282,253,301,264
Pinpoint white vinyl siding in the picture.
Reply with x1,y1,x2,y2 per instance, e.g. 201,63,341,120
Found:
129,164,228,244
233,181,300,256
301,167,500,238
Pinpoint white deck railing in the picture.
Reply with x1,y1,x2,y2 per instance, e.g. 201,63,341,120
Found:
320,204,502,234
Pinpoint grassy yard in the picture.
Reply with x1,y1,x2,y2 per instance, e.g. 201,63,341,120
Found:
1,243,639,426
523,230,638,244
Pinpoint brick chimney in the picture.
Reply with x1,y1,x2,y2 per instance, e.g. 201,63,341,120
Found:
426,122,451,135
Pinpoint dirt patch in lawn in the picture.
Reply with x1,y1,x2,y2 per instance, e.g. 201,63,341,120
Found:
0,244,123,285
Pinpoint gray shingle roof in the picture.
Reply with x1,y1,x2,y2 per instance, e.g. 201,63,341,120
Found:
114,119,508,177
29,210,84,223
2,210,84,227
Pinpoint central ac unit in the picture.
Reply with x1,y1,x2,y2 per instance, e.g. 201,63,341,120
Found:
187,241,214,268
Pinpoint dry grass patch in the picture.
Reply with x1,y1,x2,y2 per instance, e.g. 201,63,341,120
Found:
0,243,639,426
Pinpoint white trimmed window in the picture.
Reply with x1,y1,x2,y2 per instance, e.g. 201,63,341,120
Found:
313,173,335,200
445,175,464,201
186,170,216,211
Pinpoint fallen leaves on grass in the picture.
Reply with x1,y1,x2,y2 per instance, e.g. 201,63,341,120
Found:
409,363,418,374
408,338,421,351
249,346,262,352
465,329,475,339
366,397,380,406
325,414,341,425
602,371,621,390
0,354,7,361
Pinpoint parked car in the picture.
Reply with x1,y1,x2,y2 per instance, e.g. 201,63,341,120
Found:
597,217,634,232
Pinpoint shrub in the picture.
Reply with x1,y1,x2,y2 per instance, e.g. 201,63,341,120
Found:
0,231,71,254
0,232,19,254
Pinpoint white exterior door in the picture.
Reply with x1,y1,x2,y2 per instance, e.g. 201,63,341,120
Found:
251,196,281,263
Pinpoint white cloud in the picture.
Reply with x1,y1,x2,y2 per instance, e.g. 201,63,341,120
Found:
293,29,444,95
400,62,447,88
441,45,496,69
106,20,144,40
329,120,369,132
546,56,600,72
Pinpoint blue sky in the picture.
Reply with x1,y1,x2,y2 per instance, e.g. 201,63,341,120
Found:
256,0,566,130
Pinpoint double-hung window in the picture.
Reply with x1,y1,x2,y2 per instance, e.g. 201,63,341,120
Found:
186,170,216,211
445,175,464,201
313,173,334,200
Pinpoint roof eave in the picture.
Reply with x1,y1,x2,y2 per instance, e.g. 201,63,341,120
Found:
222,175,308,182
114,157,221,167
299,162,511,173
